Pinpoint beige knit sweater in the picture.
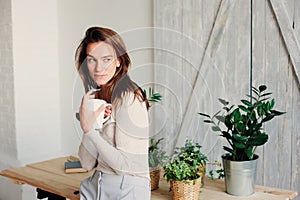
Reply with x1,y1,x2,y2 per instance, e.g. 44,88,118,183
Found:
78,92,150,179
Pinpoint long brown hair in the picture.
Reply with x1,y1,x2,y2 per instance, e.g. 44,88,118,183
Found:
75,26,148,107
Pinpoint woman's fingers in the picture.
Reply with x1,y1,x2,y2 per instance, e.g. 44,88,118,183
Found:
79,89,112,133
104,105,112,117
85,89,96,100
95,104,106,116
79,90,98,133
81,91,94,108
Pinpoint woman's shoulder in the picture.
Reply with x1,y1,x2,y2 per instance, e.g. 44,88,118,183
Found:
121,89,145,103
112,91,147,112
119,91,140,108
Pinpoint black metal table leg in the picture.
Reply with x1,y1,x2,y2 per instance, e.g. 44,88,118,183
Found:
36,188,66,200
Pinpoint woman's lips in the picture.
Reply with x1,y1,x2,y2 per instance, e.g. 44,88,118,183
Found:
95,74,106,78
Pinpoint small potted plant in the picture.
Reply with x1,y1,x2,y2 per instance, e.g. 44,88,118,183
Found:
144,87,165,190
199,85,285,196
164,140,207,199
148,138,167,190
174,140,208,187
144,87,162,105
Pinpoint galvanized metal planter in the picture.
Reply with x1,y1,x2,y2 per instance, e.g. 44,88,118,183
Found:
222,154,259,196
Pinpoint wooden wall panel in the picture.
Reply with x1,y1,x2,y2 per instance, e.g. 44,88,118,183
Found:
291,80,300,198
252,0,267,185
292,0,300,196
154,0,299,197
263,0,281,188
153,0,183,152
253,0,300,195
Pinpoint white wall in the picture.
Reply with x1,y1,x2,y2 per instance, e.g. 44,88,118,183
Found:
0,0,21,199
0,0,153,199
12,0,61,164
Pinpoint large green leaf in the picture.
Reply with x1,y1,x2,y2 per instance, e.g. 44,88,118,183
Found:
223,146,234,154
238,105,250,113
203,120,213,124
252,86,259,93
198,113,210,118
245,147,254,159
218,98,229,106
233,142,246,149
212,126,221,132
270,110,286,116
232,108,242,122
247,133,268,146
262,102,270,112
252,89,259,96
224,115,233,129
215,115,225,122
235,122,246,133
261,114,275,123
249,123,262,132
232,133,248,143
270,99,275,109
221,131,232,139
259,85,267,92
258,106,264,116
249,111,257,121
241,99,253,107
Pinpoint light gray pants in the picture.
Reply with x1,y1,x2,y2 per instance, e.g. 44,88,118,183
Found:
80,171,150,200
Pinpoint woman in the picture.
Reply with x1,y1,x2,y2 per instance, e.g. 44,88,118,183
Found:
75,26,150,200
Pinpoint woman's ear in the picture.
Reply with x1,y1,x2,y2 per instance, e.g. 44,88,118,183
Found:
116,58,121,67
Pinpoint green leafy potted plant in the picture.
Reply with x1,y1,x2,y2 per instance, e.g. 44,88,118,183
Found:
144,87,165,190
164,140,207,199
173,140,208,187
199,85,285,196
148,138,167,190
144,87,162,104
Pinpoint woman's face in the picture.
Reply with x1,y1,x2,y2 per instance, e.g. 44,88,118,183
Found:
86,41,120,86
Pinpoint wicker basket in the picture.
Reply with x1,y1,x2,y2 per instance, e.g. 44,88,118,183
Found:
150,167,161,191
170,177,202,200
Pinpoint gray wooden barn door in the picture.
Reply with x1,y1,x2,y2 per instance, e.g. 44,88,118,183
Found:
153,0,300,196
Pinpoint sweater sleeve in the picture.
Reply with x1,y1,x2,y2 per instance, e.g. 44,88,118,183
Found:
78,141,98,171
79,93,149,176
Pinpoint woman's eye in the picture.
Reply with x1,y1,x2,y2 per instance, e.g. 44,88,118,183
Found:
87,58,96,63
103,58,111,63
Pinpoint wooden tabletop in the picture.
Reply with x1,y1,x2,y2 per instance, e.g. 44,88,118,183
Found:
0,157,93,199
152,176,298,200
0,157,298,200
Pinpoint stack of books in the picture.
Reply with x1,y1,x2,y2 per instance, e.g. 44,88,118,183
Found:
64,156,87,174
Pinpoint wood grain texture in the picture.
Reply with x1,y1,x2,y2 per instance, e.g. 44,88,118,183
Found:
1,158,297,200
269,0,300,90
154,0,300,199
151,176,298,200
291,0,300,196
0,157,93,200
252,0,267,185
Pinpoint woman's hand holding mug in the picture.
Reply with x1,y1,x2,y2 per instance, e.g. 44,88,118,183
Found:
79,90,112,133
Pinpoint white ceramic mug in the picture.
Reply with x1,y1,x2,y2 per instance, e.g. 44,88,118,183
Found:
88,99,111,129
